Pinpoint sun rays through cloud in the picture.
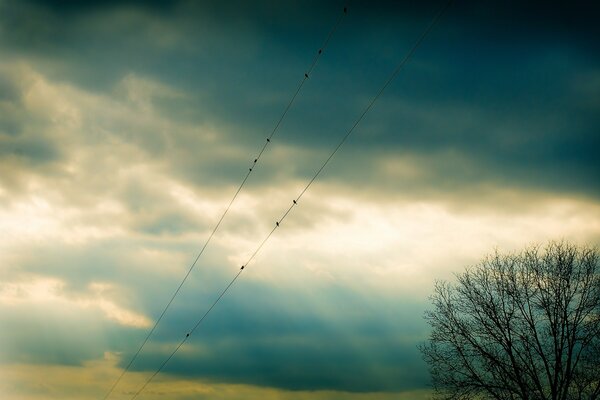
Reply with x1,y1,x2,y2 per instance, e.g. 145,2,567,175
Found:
1,0,599,398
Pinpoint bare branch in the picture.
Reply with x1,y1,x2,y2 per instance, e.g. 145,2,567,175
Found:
420,241,600,400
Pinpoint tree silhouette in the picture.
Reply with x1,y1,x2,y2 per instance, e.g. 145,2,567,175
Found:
420,242,600,400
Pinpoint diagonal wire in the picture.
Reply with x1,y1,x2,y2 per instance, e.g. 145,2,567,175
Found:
127,2,452,398
254,6,347,162
101,7,347,400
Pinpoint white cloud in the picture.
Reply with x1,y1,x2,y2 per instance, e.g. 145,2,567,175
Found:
0,277,151,328
232,187,600,296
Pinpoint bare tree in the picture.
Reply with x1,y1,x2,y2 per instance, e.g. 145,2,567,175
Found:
420,242,600,400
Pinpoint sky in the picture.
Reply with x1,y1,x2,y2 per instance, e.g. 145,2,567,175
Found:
0,0,599,399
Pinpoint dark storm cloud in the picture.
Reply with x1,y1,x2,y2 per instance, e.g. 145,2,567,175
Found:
147,284,430,392
1,0,598,199
156,336,427,392
3,230,432,392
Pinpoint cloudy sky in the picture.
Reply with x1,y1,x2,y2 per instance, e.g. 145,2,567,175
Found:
1,0,599,399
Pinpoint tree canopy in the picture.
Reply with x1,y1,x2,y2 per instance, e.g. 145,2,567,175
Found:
420,242,600,400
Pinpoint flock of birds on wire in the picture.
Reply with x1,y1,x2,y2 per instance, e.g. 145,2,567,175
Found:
101,2,452,399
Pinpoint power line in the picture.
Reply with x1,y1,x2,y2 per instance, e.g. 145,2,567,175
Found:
127,2,452,398
101,7,347,400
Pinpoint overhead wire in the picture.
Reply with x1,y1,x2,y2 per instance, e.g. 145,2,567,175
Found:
127,1,453,398
101,6,347,400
